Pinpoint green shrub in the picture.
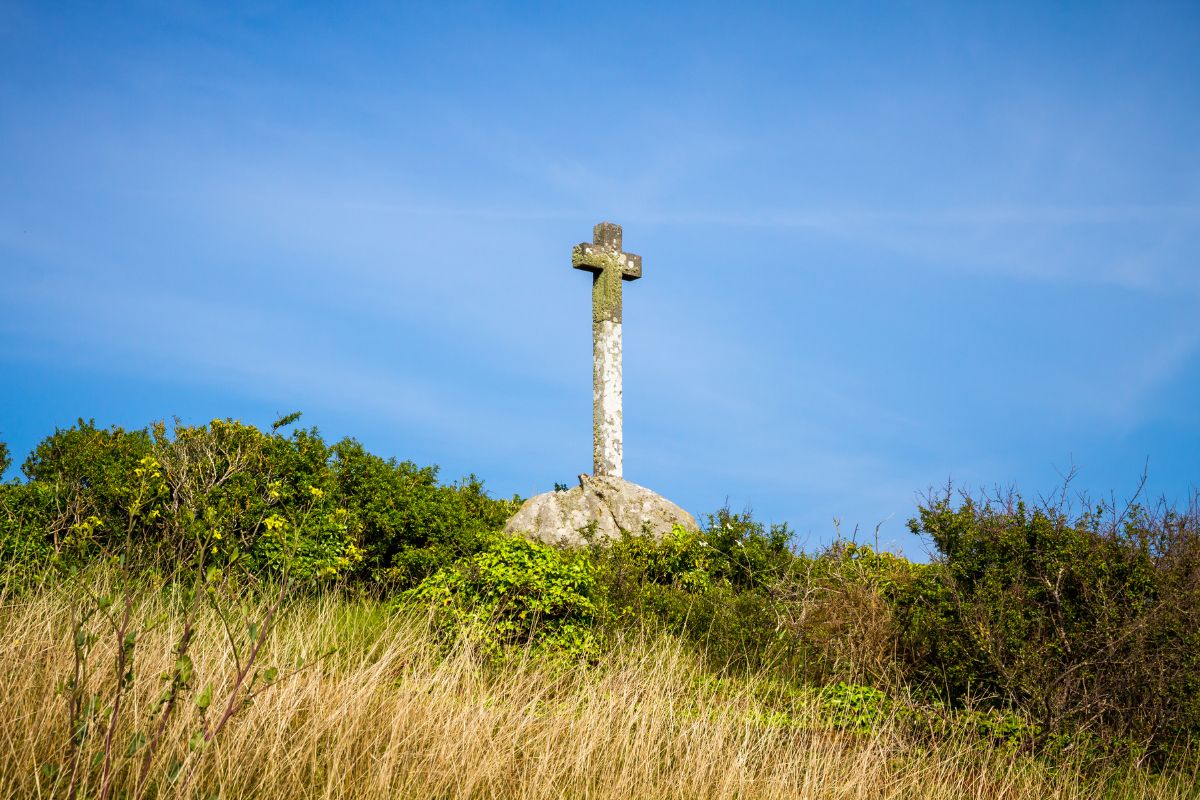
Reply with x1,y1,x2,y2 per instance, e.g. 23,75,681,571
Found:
407,533,599,658
769,541,924,686
589,522,795,673
819,682,892,732
19,419,153,558
0,415,517,588
329,439,518,587
901,489,1200,760
0,482,53,585
701,507,794,590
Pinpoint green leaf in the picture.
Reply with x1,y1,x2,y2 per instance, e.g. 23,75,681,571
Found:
263,666,278,684
195,683,213,711
126,730,147,756
176,655,194,684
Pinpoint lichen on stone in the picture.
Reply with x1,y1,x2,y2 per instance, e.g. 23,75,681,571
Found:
504,474,698,547
592,319,622,477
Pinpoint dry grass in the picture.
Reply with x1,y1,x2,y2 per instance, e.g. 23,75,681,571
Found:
0,579,1191,800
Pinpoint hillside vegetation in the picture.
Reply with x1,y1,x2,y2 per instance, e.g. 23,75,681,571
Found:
1,416,1197,799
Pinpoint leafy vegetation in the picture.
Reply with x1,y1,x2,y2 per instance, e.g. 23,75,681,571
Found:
897,489,1200,763
408,532,600,657
1,415,1198,797
0,416,519,588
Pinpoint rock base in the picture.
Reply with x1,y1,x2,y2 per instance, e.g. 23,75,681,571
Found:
504,474,698,547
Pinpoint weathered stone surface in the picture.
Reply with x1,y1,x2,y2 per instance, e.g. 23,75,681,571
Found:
504,474,698,547
592,319,622,477
512,223,687,547
572,222,642,478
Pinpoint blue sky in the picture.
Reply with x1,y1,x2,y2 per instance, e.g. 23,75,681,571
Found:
2,1,1198,556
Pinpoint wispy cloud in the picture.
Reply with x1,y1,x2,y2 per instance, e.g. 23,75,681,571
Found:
638,205,1200,292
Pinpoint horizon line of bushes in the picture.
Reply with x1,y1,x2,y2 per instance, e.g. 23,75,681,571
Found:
1,414,1197,769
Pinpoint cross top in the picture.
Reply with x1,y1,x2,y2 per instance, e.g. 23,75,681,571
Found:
592,221,623,250
572,222,641,324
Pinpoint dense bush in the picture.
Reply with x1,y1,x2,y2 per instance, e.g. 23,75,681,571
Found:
770,540,924,686
408,532,599,657
585,510,798,673
0,416,519,587
329,438,514,586
898,490,1200,762
17,420,154,556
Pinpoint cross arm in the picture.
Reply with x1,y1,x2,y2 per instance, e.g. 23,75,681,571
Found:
572,243,642,281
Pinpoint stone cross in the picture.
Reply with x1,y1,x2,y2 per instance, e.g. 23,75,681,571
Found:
572,222,642,478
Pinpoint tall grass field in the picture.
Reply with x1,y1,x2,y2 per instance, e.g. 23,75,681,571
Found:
2,577,1195,800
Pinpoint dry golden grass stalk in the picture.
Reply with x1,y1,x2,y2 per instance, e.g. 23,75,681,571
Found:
0,580,1190,800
